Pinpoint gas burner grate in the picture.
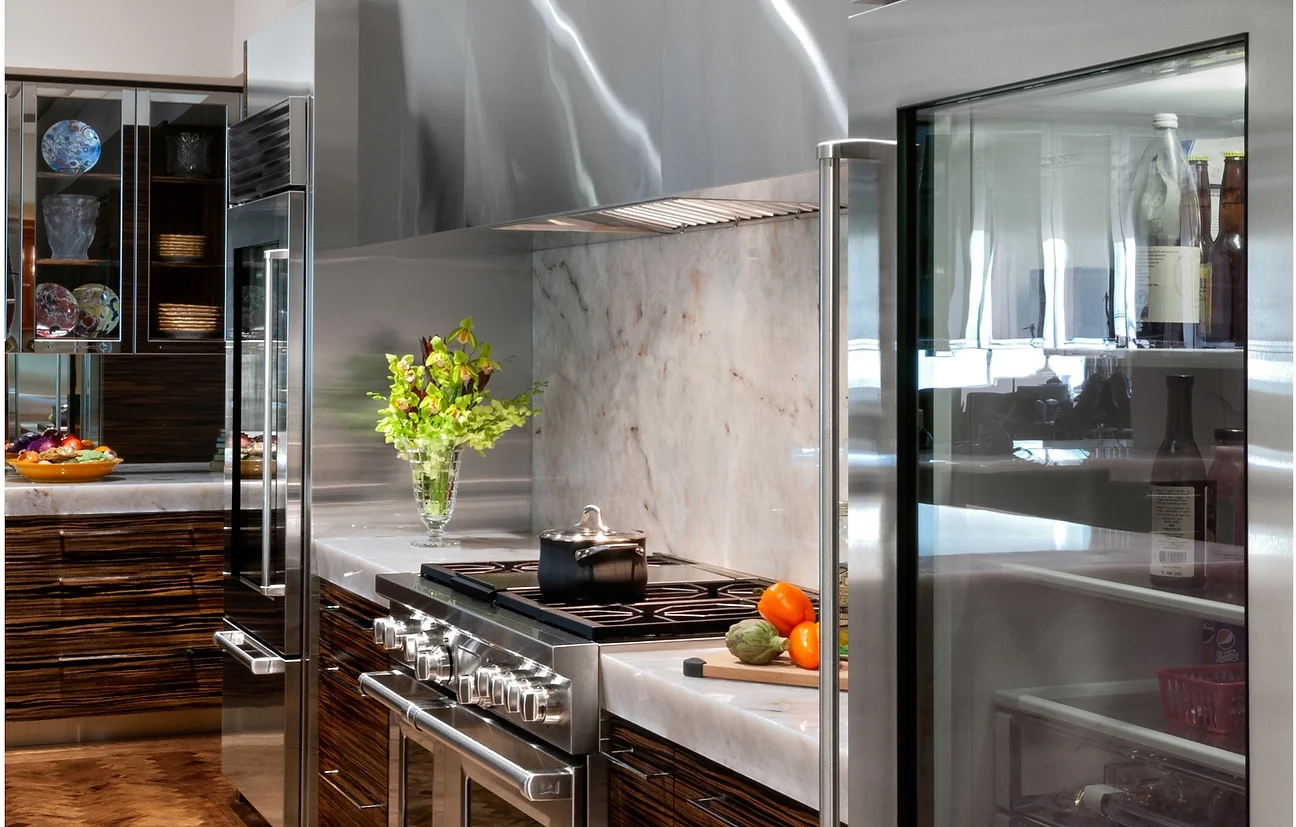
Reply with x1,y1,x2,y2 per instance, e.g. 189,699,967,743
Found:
438,561,539,576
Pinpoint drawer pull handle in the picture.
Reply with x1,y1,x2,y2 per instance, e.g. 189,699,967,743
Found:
57,575,132,586
320,770,384,810
321,603,373,632
57,652,141,664
687,796,745,827
600,746,669,781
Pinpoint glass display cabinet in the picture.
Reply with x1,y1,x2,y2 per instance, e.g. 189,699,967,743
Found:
4,81,237,354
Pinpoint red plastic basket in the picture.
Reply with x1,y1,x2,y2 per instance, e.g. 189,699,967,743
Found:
1156,663,1246,735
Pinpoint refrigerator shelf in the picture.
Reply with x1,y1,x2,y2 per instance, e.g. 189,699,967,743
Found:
1000,563,1244,625
996,680,1245,777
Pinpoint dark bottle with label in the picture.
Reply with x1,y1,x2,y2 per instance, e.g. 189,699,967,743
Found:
1206,428,1245,603
1188,156,1213,343
1208,152,1245,346
1149,375,1207,590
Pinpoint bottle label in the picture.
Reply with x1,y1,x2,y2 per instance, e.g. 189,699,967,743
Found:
1136,246,1200,323
1199,263,1213,336
1151,484,1196,577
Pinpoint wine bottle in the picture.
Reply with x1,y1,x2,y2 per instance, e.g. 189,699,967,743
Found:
1188,155,1213,343
1150,374,1207,589
1129,114,1202,348
1208,152,1245,345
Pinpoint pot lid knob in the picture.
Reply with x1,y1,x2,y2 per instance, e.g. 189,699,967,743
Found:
577,504,609,534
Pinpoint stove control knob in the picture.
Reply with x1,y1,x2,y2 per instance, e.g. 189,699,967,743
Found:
504,679,529,714
371,617,396,647
519,686,552,724
401,633,430,663
489,672,512,708
454,674,479,704
414,646,453,683
475,667,502,707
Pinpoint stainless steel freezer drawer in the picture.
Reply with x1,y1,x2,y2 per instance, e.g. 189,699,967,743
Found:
216,623,302,827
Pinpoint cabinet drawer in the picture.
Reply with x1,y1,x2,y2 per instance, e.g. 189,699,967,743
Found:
8,566,221,623
606,718,676,827
6,616,218,663
6,649,221,720
320,581,388,682
318,665,390,808
673,760,819,827
317,770,386,827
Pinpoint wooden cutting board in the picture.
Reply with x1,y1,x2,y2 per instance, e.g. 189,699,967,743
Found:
683,654,848,690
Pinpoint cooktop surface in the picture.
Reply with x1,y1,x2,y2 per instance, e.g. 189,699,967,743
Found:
419,556,788,641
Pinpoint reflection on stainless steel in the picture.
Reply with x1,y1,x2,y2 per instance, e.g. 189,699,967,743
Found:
499,196,818,234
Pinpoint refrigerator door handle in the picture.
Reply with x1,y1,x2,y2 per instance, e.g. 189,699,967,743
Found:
259,247,290,599
215,628,287,675
816,137,897,827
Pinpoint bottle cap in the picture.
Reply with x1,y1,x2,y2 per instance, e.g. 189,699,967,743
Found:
1188,155,1210,162
1213,428,1245,444
1222,150,1246,158
1153,113,1179,129
1165,374,1195,388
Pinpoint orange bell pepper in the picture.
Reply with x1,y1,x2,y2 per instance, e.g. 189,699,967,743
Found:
788,621,820,670
757,581,816,636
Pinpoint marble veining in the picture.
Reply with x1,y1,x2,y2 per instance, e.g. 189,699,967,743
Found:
314,532,537,605
601,644,849,818
4,470,225,517
532,217,820,586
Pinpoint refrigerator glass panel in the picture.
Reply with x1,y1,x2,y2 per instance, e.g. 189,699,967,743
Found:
904,44,1248,827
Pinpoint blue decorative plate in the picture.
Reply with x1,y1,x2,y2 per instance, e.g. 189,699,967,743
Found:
34,283,79,337
41,120,102,174
73,283,120,337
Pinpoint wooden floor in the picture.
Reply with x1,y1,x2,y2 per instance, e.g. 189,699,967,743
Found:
5,736,259,827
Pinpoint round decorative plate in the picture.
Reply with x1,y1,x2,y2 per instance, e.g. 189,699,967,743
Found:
73,283,120,336
41,120,102,174
7,458,123,483
34,283,80,337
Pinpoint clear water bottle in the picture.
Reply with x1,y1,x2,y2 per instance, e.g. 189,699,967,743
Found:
1129,113,1202,348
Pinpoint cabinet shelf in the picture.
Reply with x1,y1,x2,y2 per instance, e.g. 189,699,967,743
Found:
35,171,119,182
996,680,1245,777
35,259,117,266
1001,563,1245,625
1043,345,1244,366
151,175,224,186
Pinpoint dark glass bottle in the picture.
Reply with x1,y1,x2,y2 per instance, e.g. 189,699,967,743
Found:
1208,152,1245,346
1206,428,1245,603
1188,156,1213,343
1149,375,1207,590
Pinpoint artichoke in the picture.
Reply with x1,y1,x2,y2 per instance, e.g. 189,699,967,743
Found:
725,618,789,665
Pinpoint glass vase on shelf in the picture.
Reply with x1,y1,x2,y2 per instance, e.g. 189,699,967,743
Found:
403,439,464,548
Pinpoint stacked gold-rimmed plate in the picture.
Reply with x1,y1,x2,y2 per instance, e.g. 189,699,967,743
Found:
157,303,221,339
157,233,206,261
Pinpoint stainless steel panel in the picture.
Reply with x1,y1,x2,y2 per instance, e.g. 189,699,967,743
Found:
308,227,533,539
245,0,317,117
221,621,303,827
847,1,1291,825
662,0,848,197
463,0,665,228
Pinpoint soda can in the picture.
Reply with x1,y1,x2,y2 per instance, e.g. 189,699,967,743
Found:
1201,620,1246,665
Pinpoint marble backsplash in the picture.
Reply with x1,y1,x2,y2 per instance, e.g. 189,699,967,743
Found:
532,217,820,587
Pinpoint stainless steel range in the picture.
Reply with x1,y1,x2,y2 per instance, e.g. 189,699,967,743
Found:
358,557,778,827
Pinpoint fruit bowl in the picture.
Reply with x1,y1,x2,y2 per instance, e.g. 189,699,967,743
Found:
7,458,123,483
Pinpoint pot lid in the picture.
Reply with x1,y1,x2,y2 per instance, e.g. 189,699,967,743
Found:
540,504,645,544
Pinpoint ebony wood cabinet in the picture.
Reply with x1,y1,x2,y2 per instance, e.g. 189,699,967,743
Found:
606,716,823,827
318,580,391,827
4,511,223,721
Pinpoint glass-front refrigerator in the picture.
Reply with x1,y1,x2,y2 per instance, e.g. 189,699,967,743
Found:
832,2,1290,826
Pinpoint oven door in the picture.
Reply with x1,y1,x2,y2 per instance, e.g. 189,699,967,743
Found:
360,671,585,827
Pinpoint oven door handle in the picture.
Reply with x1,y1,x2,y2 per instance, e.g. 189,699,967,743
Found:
359,670,576,802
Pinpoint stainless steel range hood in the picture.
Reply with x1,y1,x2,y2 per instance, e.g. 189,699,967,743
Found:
305,0,848,250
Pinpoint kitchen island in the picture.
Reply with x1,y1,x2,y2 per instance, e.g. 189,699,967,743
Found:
4,468,226,745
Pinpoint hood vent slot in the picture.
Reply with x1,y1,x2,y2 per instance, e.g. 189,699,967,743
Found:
500,197,818,234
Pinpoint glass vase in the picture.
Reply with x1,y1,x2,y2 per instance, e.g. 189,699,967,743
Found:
404,441,464,548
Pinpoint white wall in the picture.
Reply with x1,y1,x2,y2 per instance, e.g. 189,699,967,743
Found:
231,0,305,77
5,0,238,83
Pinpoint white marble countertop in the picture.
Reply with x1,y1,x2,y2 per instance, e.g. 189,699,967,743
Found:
314,531,538,605
4,469,225,517
601,643,849,818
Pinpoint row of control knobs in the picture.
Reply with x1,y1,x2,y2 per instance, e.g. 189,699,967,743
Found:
370,616,560,724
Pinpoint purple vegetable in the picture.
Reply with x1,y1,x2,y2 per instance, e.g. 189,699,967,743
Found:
12,431,40,450
28,435,59,453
